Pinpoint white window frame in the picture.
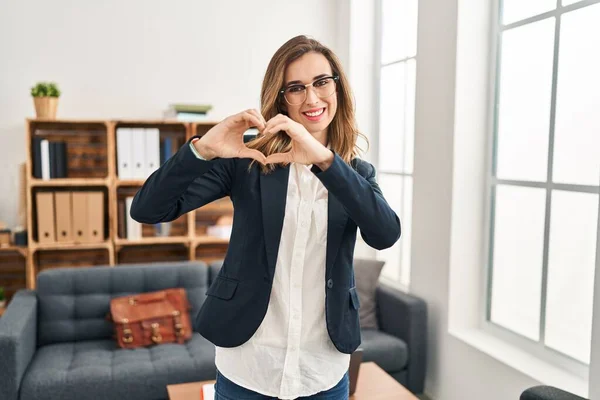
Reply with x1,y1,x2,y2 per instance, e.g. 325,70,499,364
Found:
373,0,418,291
482,0,600,380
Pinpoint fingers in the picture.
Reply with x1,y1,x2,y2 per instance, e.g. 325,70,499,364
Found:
246,110,266,131
239,148,267,164
263,114,288,135
247,109,267,130
231,110,263,132
265,152,292,164
263,121,289,137
242,109,266,132
241,111,264,131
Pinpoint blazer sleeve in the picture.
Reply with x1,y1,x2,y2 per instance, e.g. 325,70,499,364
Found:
130,137,235,224
311,152,401,250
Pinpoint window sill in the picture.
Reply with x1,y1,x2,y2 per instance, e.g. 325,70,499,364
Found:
449,327,588,398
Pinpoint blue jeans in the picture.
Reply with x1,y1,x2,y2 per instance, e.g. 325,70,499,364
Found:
214,369,349,400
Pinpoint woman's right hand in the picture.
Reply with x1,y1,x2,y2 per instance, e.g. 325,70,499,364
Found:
193,109,267,164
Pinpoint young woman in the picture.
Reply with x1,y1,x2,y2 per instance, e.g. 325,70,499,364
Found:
131,35,401,400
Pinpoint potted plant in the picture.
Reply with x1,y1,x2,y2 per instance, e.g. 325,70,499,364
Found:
31,81,61,119
0,286,5,308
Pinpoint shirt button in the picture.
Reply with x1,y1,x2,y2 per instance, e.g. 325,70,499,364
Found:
327,279,333,289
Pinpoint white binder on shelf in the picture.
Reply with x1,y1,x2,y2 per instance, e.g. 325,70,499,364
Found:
116,128,133,179
144,128,160,177
125,196,141,240
130,128,146,180
41,139,50,180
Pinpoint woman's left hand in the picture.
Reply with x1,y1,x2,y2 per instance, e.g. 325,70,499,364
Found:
263,114,334,169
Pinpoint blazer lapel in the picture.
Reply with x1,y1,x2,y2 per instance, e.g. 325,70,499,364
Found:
260,164,290,276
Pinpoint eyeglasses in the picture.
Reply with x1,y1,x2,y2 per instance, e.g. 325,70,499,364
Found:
280,75,339,105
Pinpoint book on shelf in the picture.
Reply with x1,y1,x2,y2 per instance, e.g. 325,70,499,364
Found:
116,128,161,180
169,103,212,114
206,225,232,240
32,138,68,179
163,103,213,121
125,196,141,240
121,196,172,240
243,128,259,143
35,191,105,244
160,136,174,166
200,382,214,400
155,222,171,237
117,200,126,239
163,110,212,121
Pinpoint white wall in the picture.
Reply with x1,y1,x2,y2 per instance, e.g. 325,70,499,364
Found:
590,201,600,399
0,0,340,229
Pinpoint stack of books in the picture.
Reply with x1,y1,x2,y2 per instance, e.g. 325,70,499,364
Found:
163,103,213,121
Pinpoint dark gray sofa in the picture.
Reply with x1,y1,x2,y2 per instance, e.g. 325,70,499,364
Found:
521,386,588,400
0,261,426,400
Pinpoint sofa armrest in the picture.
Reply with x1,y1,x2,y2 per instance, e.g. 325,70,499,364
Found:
376,283,427,393
521,386,587,400
0,290,38,400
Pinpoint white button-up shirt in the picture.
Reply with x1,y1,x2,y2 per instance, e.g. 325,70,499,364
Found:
214,162,350,399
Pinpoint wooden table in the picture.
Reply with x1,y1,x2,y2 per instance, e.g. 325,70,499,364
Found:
167,362,417,399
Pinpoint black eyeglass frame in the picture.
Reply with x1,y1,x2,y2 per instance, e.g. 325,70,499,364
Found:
279,75,340,105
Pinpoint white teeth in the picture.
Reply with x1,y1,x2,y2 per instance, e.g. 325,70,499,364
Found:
304,108,324,117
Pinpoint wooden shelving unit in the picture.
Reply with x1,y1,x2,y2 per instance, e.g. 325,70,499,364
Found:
20,118,233,289
0,246,28,305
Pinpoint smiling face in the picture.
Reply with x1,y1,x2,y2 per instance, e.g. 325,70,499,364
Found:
283,52,338,145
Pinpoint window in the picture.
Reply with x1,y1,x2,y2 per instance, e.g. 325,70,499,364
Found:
375,0,419,288
487,0,600,369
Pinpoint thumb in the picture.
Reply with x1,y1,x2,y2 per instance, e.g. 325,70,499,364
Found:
239,148,267,164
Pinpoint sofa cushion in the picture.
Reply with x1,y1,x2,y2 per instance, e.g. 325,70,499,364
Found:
19,333,216,400
360,328,408,373
354,258,385,329
36,262,209,346
208,260,224,286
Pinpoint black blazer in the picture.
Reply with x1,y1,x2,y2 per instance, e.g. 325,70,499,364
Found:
130,135,401,354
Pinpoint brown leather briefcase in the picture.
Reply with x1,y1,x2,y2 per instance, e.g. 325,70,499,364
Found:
109,288,192,349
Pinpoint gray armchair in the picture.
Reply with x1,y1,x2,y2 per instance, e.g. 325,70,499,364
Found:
521,386,587,400
375,283,427,393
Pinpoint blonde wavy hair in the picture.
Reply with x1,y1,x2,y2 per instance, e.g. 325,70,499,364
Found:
247,35,368,173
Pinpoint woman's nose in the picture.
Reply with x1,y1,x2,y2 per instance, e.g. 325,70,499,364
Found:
304,85,319,104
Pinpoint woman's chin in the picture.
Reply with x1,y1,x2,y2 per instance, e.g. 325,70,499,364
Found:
303,121,329,135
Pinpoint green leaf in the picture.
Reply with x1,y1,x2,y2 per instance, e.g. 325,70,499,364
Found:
31,81,61,97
